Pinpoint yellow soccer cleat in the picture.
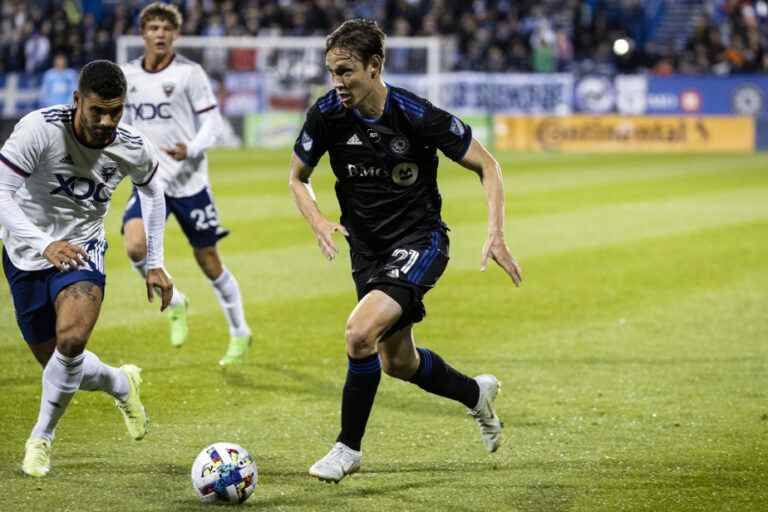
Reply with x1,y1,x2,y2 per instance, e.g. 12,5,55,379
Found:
218,335,252,367
115,365,149,440
167,299,189,347
22,437,51,477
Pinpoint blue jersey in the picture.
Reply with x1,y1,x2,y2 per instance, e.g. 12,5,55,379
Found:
39,68,78,108
294,85,472,256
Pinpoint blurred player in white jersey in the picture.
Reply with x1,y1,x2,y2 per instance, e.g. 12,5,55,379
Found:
0,60,173,477
120,2,252,366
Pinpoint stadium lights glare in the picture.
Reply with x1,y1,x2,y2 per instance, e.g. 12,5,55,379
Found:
613,38,631,56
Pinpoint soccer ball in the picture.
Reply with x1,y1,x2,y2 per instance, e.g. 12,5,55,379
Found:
191,442,258,505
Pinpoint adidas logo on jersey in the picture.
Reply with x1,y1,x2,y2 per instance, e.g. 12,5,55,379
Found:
59,154,74,165
347,134,363,146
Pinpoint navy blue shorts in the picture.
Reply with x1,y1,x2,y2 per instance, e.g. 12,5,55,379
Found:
122,186,229,248
3,246,106,344
352,230,449,335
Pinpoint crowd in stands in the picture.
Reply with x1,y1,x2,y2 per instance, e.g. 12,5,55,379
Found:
1,0,766,75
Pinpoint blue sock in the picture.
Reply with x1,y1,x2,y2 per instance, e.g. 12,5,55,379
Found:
409,348,479,409
337,353,381,451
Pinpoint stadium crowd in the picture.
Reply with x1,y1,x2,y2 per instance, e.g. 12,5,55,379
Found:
1,0,767,74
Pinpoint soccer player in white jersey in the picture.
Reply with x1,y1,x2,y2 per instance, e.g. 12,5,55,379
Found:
0,60,173,477
120,2,252,365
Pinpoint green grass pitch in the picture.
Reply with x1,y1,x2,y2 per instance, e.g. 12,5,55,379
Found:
1,149,766,511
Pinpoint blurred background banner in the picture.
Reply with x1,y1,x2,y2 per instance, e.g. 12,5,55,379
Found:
495,114,755,152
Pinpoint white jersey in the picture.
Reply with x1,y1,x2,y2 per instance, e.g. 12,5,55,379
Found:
121,54,217,198
0,105,158,271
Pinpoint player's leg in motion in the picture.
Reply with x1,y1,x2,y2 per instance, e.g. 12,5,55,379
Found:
23,281,148,477
122,189,188,346
378,328,503,453
309,290,400,483
192,246,252,366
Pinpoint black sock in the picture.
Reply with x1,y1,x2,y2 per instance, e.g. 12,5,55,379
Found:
409,348,480,409
336,353,381,451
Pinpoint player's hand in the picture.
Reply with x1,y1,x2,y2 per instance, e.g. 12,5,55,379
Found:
481,232,522,286
146,267,173,311
163,143,188,161
43,240,89,271
312,218,349,261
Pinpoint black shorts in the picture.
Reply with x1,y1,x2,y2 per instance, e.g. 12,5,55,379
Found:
351,229,449,335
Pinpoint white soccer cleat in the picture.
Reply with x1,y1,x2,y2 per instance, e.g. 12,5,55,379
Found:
469,374,503,453
22,437,51,477
308,442,362,483
115,365,149,440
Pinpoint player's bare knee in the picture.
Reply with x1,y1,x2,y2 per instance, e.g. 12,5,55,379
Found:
194,246,223,280
55,334,88,357
345,322,377,357
125,242,147,263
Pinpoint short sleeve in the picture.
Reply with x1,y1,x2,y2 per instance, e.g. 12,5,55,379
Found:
293,106,328,168
421,104,473,162
0,111,48,177
187,65,218,115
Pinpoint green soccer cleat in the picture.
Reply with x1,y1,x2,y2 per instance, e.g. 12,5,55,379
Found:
115,365,149,440
219,335,252,367
167,299,189,348
22,437,51,477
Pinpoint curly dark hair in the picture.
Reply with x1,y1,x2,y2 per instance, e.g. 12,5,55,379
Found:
78,60,126,99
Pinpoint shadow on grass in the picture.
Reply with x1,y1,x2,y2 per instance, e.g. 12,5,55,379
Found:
219,362,461,420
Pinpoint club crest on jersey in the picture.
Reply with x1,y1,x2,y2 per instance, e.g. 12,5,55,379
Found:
390,136,410,154
99,163,118,183
450,116,465,137
162,82,175,97
366,128,381,143
391,162,419,187
301,131,313,151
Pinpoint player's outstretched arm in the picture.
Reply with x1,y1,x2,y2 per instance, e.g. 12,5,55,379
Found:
288,152,349,261
136,173,173,310
459,138,522,286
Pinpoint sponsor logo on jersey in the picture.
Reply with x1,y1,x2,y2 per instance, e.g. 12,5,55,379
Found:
127,102,172,120
301,131,313,151
346,163,387,178
390,136,410,154
50,174,112,203
449,117,465,137
366,128,381,143
391,162,419,186
347,133,363,146
162,82,175,97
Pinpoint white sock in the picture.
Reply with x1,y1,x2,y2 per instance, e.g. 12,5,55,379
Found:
31,349,85,442
211,267,250,337
78,350,129,401
133,258,186,307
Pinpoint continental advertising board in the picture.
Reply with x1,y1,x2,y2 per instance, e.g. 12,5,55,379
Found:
495,115,755,153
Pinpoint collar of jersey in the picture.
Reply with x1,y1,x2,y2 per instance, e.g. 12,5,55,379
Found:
141,53,176,74
352,85,391,124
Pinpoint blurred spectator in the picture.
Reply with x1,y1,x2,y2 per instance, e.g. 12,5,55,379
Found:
38,53,78,107
0,0,765,76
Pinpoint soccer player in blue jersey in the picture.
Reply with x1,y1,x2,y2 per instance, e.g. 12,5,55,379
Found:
289,19,523,483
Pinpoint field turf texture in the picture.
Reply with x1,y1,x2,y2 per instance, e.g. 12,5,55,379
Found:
1,149,766,511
